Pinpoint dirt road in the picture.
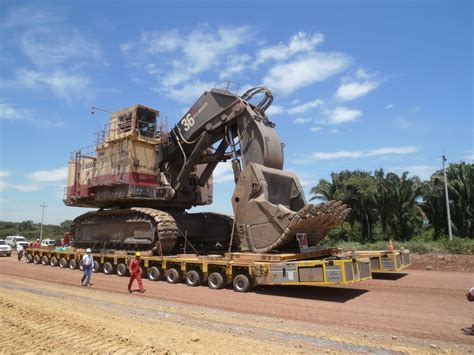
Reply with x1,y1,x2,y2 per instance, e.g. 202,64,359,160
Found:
0,255,473,353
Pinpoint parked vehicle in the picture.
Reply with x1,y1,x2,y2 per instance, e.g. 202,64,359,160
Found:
0,239,12,256
40,239,57,247
5,236,29,249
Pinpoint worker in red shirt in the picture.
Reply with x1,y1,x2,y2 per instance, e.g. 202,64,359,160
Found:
128,252,145,294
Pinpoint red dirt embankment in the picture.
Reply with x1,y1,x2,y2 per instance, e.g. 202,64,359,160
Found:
409,253,474,273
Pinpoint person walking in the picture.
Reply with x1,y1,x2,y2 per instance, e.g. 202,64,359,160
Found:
128,252,145,293
465,287,474,335
16,244,24,261
81,248,94,286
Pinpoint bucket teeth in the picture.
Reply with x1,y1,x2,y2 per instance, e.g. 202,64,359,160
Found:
285,200,350,245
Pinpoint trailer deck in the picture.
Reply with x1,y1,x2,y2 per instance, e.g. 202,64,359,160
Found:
24,248,372,292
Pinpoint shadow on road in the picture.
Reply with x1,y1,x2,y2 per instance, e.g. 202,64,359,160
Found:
372,272,408,280
253,285,368,303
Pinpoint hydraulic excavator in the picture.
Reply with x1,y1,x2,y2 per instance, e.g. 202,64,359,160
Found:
64,84,350,254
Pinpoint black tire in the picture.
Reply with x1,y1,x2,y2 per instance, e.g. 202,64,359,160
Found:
232,274,253,293
116,263,128,277
69,259,78,269
59,258,68,268
7,253,11,257
147,266,163,281
41,255,49,265
50,256,58,267
185,269,202,287
165,268,182,284
33,255,41,264
26,254,33,263
103,262,114,275
208,271,227,289
92,260,100,273
79,260,84,271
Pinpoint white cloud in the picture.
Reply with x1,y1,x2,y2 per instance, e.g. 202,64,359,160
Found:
310,126,322,132
219,54,252,80
255,32,324,66
20,27,103,67
320,106,362,125
265,105,284,116
27,167,68,182
385,104,394,109
157,80,214,104
330,128,339,134
263,52,351,95
293,117,312,124
307,146,419,161
8,69,91,101
336,81,379,101
122,26,252,98
212,161,235,183
288,99,324,115
0,101,25,120
0,100,63,127
0,171,11,178
388,165,436,181
395,117,414,129
1,7,62,28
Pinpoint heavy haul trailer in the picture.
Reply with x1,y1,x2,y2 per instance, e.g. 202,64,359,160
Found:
24,248,371,292
344,250,411,272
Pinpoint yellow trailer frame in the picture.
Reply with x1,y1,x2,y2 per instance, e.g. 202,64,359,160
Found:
24,248,371,292
344,250,411,272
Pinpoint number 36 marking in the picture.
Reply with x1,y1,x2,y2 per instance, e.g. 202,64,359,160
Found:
181,113,195,131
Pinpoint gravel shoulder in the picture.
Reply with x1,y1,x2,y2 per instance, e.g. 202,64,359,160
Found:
0,255,473,353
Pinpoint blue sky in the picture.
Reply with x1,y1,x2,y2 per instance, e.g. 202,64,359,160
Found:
0,0,472,225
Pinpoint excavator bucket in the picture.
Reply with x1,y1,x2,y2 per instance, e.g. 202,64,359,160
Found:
232,163,351,253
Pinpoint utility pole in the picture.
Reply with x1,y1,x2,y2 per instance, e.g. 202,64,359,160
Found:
39,202,48,242
442,150,453,241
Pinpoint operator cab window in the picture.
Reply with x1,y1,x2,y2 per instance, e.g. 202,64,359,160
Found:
136,107,156,138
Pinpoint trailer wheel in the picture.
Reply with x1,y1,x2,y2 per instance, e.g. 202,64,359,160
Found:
147,266,163,281
165,268,182,284
103,262,114,275
233,274,253,292
208,271,227,289
41,255,50,265
117,263,128,277
26,254,33,263
59,257,68,268
185,269,202,287
69,259,78,269
50,256,58,267
33,255,41,264
92,260,101,273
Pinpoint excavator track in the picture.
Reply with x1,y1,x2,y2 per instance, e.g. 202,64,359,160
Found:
71,208,179,253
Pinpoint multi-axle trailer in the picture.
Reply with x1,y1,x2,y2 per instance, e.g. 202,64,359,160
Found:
24,247,373,292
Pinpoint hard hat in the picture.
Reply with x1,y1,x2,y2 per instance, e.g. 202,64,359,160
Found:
135,252,141,257
86,248,92,253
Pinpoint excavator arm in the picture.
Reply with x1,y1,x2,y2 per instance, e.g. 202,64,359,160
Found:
157,85,350,253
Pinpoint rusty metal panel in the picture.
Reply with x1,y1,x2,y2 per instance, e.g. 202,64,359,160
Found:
269,264,297,282
359,261,371,279
298,266,324,282
326,266,342,283
344,262,354,281
370,257,381,270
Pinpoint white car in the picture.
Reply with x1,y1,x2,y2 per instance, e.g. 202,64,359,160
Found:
40,239,56,247
5,236,29,249
0,239,12,256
